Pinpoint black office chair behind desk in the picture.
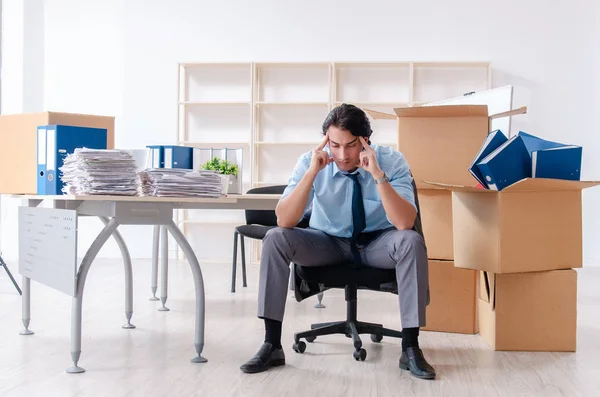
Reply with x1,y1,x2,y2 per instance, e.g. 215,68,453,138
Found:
231,185,310,293
291,178,427,362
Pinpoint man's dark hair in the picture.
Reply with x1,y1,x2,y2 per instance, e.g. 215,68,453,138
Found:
321,103,373,143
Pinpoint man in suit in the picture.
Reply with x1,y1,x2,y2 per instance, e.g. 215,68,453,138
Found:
240,104,435,380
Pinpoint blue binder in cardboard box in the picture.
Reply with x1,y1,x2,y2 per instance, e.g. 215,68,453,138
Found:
425,130,600,275
37,125,107,195
470,131,583,191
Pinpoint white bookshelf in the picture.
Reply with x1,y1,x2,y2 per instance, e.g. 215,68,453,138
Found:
176,61,492,262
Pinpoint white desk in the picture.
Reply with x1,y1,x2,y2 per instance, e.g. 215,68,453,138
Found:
15,194,280,373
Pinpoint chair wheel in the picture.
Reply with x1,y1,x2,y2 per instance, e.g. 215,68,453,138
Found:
370,334,383,343
353,348,367,361
306,336,316,343
293,341,306,353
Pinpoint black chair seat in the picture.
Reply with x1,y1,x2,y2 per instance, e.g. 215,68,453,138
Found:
296,265,396,290
235,224,276,240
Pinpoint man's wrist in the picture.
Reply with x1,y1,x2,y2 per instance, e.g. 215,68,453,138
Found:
372,169,385,180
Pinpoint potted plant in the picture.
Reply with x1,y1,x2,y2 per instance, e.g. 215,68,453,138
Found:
201,157,241,194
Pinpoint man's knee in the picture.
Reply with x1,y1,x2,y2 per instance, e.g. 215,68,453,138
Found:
263,227,294,251
390,230,426,260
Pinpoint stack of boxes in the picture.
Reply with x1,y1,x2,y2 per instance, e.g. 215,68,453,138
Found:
389,105,494,335
369,104,596,352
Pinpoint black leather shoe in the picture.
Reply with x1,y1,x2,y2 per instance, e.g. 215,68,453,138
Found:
399,347,436,380
240,342,285,374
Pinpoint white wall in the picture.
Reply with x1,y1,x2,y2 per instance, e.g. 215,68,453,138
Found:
2,0,600,264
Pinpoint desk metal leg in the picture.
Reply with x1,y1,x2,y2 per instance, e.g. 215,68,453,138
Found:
158,225,169,311
99,216,135,329
150,225,160,301
19,276,34,335
166,220,207,364
67,218,119,374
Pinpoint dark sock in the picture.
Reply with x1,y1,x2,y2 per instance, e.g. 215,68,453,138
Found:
264,318,282,350
402,327,419,351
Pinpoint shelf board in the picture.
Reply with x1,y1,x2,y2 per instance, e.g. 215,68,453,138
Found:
255,62,331,68
179,62,252,68
413,61,489,68
179,101,251,106
256,101,330,106
255,141,320,145
333,62,411,67
179,141,250,149
335,101,408,108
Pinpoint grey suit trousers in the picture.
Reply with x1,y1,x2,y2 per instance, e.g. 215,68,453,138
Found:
257,227,429,329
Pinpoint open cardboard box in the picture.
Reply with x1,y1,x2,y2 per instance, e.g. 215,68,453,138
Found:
0,112,115,194
366,104,526,261
365,105,527,189
426,178,600,273
478,269,577,351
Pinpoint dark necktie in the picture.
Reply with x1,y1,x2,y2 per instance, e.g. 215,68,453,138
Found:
346,173,366,267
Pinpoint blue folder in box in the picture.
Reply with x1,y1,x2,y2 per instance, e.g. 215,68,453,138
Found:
39,125,107,195
476,135,530,191
163,145,193,169
532,146,582,181
469,130,508,188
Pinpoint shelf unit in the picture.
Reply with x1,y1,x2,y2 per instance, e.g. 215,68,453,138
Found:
176,61,492,262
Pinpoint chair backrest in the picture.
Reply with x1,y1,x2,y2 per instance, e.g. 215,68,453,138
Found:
244,185,287,226
410,177,426,242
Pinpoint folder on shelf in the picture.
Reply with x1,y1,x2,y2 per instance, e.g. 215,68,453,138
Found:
469,129,508,188
43,125,107,195
146,145,165,168
476,135,530,191
532,146,582,180
163,145,193,169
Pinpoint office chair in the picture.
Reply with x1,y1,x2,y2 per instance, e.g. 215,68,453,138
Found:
290,178,427,361
231,185,310,293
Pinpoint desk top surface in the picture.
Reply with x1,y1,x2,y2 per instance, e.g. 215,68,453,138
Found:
10,194,282,203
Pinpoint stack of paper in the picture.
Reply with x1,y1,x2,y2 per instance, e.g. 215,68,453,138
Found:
59,148,139,196
138,169,227,198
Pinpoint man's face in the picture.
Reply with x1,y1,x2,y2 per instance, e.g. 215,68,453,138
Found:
326,125,363,172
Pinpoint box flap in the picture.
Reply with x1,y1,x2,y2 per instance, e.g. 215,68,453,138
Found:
503,178,600,192
363,108,396,120
489,106,527,120
424,178,600,193
394,105,488,118
423,180,495,193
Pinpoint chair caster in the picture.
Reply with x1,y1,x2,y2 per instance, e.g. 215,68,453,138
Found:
293,341,306,353
370,334,383,343
353,348,367,361
306,336,316,343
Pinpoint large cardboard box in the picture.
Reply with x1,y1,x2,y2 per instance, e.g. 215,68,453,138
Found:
0,112,115,194
419,189,453,260
422,260,477,334
478,269,577,351
427,178,600,273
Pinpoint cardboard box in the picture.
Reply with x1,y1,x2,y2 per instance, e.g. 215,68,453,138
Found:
419,189,453,260
478,269,577,351
366,105,527,189
426,178,600,273
422,260,477,334
0,112,115,194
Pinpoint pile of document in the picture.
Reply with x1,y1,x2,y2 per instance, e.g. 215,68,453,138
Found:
138,169,227,198
59,148,139,195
